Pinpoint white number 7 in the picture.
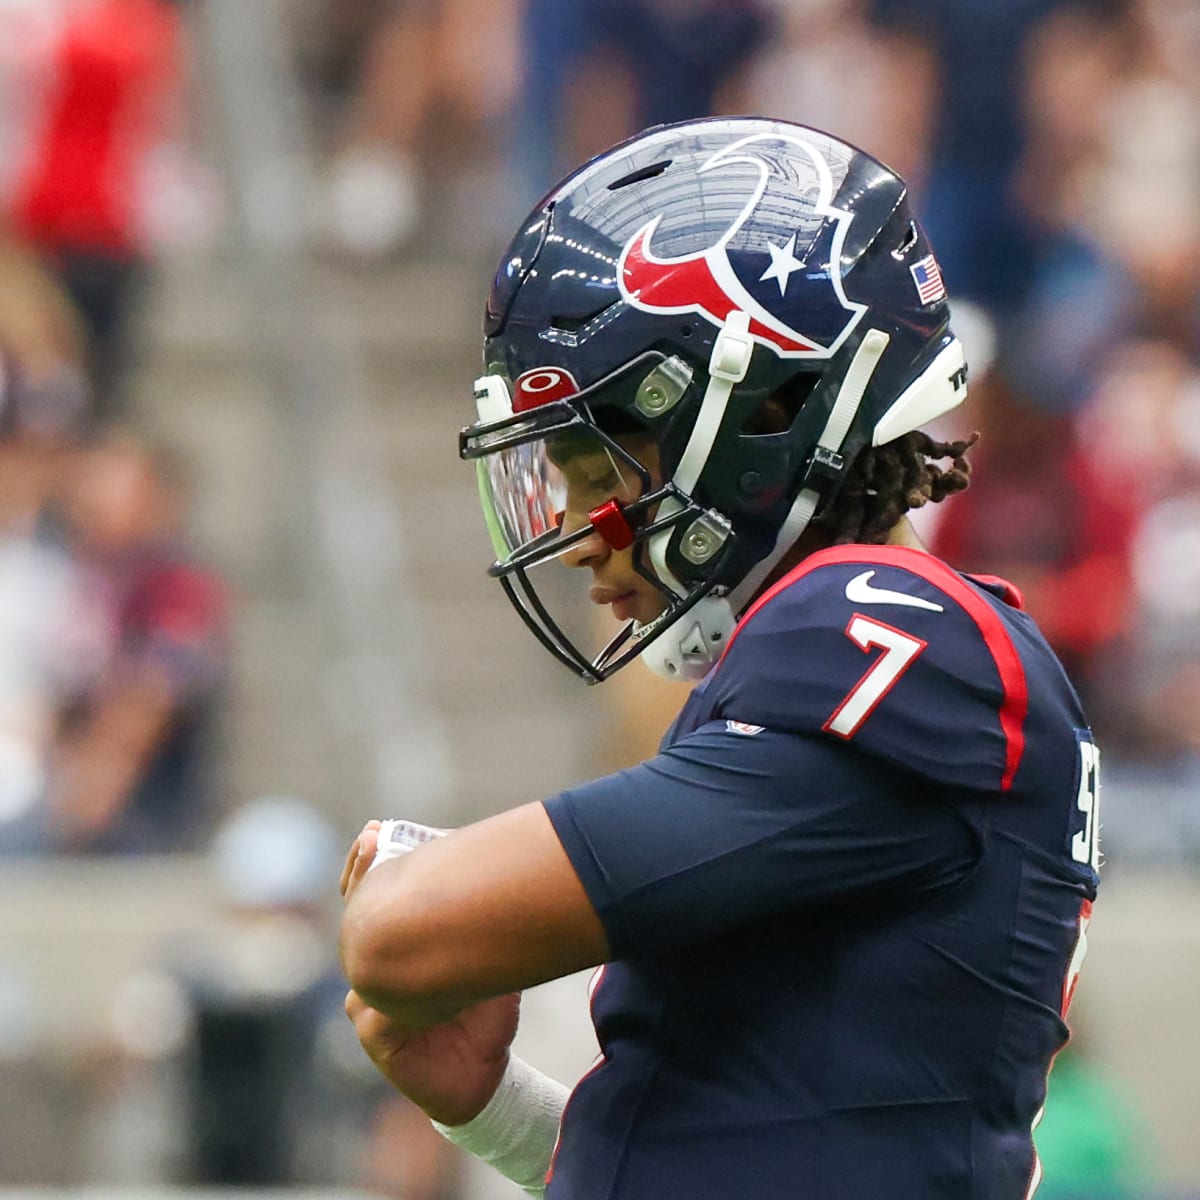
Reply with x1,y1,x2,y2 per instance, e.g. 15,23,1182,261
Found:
824,615,927,739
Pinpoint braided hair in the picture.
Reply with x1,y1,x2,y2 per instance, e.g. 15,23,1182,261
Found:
745,384,978,547
821,431,979,546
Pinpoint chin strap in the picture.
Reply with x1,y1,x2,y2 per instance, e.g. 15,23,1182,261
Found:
639,312,754,681
645,310,754,601
639,326,892,683
725,327,892,615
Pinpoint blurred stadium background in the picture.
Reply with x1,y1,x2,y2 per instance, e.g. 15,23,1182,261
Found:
0,1,1197,1198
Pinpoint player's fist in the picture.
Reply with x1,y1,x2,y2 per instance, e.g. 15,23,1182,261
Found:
345,988,521,1125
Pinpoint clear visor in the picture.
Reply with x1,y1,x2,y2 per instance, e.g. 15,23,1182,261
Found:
474,421,652,563
469,418,696,681
460,356,720,682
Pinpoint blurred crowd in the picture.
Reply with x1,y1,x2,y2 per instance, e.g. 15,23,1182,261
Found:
0,0,227,859
0,0,1197,1196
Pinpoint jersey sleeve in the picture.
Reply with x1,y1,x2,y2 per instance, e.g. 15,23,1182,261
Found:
543,721,979,959
704,546,1032,794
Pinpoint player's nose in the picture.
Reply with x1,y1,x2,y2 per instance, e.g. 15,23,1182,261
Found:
558,511,609,569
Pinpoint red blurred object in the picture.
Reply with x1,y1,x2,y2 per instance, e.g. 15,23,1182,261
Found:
10,0,181,258
932,439,1138,679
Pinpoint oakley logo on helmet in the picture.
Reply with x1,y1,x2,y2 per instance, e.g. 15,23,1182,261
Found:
618,133,867,360
513,366,579,412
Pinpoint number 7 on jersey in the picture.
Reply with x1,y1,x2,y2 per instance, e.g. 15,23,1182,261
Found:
824,615,927,739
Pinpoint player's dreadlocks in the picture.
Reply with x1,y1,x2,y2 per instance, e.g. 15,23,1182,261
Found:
822,430,979,546
748,380,978,549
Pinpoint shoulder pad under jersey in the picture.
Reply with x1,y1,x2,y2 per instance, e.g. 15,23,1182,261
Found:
707,545,1033,792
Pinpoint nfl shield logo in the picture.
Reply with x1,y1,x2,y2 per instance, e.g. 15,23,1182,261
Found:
725,720,765,736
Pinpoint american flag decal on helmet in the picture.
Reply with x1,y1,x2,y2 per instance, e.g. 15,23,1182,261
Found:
910,254,946,305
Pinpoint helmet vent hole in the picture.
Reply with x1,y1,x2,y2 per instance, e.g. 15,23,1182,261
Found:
742,373,820,436
891,221,920,260
607,160,673,190
549,303,613,333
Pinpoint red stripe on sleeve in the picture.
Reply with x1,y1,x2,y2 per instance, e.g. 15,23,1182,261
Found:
721,545,1029,791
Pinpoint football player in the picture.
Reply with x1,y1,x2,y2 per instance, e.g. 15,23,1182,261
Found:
339,118,1100,1199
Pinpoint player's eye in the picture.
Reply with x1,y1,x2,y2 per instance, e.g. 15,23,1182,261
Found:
563,464,617,504
585,469,621,494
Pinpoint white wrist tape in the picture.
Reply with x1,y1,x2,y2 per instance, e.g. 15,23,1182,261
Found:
431,1054,569,1198
367,818,449,872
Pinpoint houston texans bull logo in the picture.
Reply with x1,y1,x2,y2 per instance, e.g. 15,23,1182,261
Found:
618,133,867,359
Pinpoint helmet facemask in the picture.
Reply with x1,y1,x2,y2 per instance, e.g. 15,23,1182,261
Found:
460,352,739,684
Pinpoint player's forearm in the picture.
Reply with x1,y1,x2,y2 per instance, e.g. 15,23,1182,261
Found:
340,874,485,1027
350,980,467,1029
340,805,611,1024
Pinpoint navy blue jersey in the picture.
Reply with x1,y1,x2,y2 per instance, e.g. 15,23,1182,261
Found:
543,545,1099,1200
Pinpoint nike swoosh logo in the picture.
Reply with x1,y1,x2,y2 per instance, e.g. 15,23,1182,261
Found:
845,570,945,612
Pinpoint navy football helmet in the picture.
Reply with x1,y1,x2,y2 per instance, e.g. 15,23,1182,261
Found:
460,118,968,683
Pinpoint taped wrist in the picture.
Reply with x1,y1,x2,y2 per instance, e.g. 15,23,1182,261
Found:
367,818,449,872
431,1054,569,1198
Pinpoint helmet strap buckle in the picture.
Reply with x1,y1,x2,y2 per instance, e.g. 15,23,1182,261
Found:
708,311,755,382
799,445,846,503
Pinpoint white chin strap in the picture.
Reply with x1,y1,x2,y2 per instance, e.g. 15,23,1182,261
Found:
639,322,967,683
639,311,754,682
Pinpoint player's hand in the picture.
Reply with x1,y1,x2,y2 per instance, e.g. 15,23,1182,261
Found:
345,987,521,1126
342,818,450,901
341,819,382,900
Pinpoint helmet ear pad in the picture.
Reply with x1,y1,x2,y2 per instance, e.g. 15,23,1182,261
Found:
658,330,873,591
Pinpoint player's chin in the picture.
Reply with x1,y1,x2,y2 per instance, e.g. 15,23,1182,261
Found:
628,594,671,627
611,592,643,623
